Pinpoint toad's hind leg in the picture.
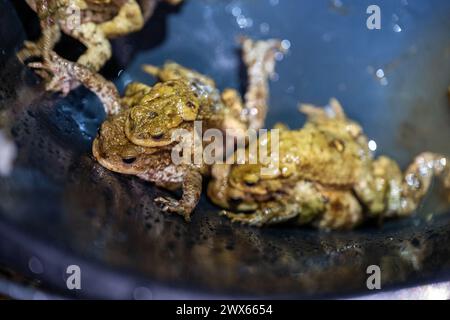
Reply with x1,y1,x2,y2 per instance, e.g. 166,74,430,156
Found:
62,22,112,71
154,169,203,222
99,0,144,38
29,52,121,114
220,181,326,227
356,153,450,219
398,152,450,216
241,37,285,130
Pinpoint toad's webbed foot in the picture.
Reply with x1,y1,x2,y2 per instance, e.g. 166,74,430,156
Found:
154,196,191,221
28,53,80,96
155,169,202,222
30,51,121,115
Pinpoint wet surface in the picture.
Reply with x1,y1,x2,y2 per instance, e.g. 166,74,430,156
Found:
0,0,450,298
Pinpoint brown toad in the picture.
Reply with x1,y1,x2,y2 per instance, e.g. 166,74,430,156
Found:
208,99,450,229
30,38,285,219
18,0,182,93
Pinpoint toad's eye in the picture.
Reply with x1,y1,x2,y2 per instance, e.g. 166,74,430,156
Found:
148,111,158,119
122,157,136,164
186,101,196,109
151,132,164,140
243,173,260,186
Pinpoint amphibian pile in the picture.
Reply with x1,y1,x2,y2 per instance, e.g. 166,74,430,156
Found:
29,38,284,220
208,99,450,230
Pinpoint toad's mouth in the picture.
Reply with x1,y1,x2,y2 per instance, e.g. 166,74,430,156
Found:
92,139,145,175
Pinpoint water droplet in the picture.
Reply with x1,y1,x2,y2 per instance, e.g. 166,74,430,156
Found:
236,15,252,29
274,51,284,61
368,140,377,152
231,6,241,17
393,24,402,33
374,68,389,86
375,69,385,78
281,39,291,50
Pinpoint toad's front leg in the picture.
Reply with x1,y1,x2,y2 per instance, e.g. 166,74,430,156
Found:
121,82,153,108
315,189,363,230
154,169,203,221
